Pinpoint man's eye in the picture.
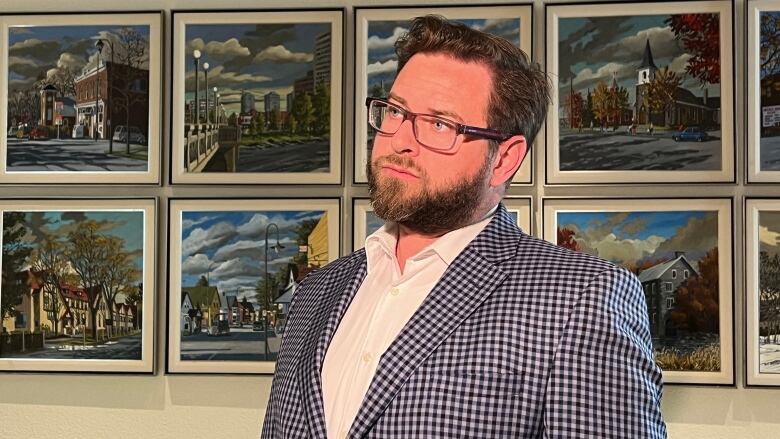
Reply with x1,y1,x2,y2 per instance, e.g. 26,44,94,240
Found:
388,107,403,118
433,120,448,131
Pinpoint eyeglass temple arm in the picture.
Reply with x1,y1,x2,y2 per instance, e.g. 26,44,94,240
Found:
459,125,513,141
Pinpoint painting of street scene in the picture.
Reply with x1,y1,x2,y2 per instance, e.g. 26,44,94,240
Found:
177,208,332,364
354,6,532,183
173,11,342,183
756,210,780,373
758,11,780,171
0,209,146,363
554,208,723,375
555,12,725,171
5,22,152,173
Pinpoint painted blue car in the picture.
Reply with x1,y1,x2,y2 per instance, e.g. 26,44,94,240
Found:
672,127,709,142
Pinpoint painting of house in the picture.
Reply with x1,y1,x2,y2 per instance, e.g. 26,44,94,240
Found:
5,21,154,173
545,199,731,382
181,285,222,328
637,251,699,339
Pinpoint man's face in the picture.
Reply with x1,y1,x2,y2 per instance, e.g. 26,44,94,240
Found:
368,52,496,234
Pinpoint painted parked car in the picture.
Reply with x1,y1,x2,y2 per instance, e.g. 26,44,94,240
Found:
113,125,147,145
672,127,708,142
30,125,49,140
207,320,230,336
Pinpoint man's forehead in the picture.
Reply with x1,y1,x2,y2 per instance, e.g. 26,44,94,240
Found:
390,52,492,119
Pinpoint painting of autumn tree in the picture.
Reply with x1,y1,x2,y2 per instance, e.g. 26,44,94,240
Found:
554,6,729,174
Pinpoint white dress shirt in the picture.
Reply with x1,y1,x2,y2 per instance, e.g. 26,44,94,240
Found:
321,209,496,439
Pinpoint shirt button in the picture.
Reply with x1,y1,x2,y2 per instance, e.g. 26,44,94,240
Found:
390,287,400,296
361,352,373,363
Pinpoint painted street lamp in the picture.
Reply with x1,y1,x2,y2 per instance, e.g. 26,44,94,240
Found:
96,38,115,153
94,43,103,142
193,49,201,124
264,223,284,360
213,86,218,125
203,62,210,124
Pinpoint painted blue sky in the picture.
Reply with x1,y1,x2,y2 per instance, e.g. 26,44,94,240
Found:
557,210,718,266
184,22,330,115
557,14,721,110
180,210,324,302
366,18,521,94
7,25,150,93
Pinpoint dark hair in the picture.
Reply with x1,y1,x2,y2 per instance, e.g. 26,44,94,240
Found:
395,15,550,157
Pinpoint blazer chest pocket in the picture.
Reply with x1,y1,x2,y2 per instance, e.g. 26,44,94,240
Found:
388,372,529,438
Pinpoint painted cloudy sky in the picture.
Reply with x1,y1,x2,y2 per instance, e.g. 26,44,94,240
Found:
180,210,325,303
759,212,780,257
557,14,721,109
557,210,718,268
366,19,521,93
8,25,150,94
184,23,329,116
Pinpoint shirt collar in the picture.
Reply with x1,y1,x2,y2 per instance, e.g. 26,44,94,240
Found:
363,204,498,269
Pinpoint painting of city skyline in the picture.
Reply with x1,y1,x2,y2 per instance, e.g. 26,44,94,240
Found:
543,198,733,384
171,10,343,184
352,197,532,250
0,199,155,373
354,6,533,184
167,198,339,374
0,13,161,184
546,2,733,184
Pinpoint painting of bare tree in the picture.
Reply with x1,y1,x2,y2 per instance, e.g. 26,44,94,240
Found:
0,13,161,184
746,198,780,385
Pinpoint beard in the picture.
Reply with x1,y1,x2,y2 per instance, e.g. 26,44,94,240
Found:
367,153,493,235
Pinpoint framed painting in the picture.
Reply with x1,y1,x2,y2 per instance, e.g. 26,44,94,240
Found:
0,198,157,373
745,198,780,385
352,196,533,251
542,197,733,385
0,12,162,184
353,5,534,185
545,1,734,184
167,198,340,374
170,9,344,185
747,1,780,183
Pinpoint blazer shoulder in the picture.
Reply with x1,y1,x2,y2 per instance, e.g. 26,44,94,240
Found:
510,233,619,278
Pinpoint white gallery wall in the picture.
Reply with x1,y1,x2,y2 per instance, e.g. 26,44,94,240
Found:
1,0,780,437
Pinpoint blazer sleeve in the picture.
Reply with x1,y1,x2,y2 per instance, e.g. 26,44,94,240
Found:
544,266,667,438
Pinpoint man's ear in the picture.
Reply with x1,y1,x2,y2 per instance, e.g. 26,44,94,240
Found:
489,135,527,188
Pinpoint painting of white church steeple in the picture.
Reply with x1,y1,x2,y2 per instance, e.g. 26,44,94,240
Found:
547,2,734,184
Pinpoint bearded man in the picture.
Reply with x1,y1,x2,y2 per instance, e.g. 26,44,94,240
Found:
262,15,666,439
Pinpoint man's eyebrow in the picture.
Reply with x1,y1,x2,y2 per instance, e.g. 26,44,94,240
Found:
387,92,408,107
387,92,463,122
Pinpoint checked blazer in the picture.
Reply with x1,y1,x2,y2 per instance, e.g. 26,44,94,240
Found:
262,204,667,438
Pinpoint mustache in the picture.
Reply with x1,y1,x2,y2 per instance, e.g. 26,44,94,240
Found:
372,155,426,178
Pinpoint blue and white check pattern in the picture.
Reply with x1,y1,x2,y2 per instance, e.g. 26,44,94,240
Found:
262,204,667,438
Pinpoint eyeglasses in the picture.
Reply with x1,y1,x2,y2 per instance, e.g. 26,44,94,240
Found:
365,97,514,152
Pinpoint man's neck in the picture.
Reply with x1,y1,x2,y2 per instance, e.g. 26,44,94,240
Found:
393,204,496,273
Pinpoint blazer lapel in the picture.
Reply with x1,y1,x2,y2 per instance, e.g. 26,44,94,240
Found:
297,252,368,438
348,205,521,438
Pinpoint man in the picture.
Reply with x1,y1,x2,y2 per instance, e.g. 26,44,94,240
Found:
262,16,666,438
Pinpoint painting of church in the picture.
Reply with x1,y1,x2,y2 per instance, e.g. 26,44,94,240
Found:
633,39,720,128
